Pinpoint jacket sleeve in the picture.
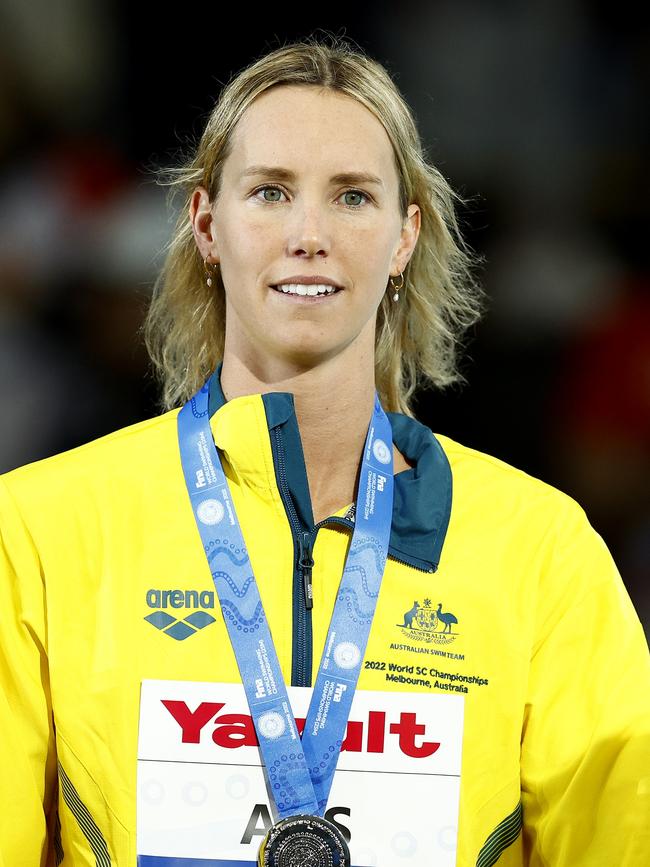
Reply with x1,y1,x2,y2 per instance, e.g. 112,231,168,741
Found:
520,493,650,865
0,476,58,867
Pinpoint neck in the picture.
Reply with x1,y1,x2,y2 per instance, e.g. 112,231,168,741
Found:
219,346,378,521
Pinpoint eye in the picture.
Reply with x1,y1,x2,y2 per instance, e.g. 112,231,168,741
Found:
254,184,285,203
339,189,370,208
252,184,371,208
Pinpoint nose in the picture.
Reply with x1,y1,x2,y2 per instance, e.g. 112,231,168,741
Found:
286,201,330,258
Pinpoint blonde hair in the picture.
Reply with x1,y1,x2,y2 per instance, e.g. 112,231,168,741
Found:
142,34,486,417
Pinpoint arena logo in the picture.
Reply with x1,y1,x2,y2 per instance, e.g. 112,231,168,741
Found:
161,699,440,758
144,588,216,641
397,598,459,646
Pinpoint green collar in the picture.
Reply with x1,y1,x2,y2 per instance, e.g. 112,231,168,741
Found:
207,361,452,572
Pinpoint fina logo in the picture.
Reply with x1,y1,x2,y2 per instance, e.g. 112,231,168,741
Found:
197,498,224,525
144,588,217,641
372,438,391,465
334,641,361,670
257,711,286,740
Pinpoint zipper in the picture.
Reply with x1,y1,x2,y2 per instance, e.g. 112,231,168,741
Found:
294,514,435,685
387,550,436,574
298,532,315,610
271,428,435,688
317,514,436,574
271,427,313,687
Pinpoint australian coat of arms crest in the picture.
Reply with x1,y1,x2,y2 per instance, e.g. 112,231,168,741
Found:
397,598,459,645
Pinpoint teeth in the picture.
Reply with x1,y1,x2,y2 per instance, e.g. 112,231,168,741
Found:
274,283,338,296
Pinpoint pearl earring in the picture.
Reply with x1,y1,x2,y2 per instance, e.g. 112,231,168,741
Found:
389,271,404,302
204,255,217,287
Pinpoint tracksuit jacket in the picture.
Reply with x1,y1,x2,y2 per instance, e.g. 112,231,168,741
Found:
1,360,649,866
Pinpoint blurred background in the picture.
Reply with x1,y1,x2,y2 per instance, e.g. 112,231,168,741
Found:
0,0,647,634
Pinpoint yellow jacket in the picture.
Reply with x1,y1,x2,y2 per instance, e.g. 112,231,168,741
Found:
1,362,649,866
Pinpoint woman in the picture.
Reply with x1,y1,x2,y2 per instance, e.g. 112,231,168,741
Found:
1,36,648,867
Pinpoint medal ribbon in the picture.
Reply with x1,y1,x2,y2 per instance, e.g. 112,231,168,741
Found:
177,375,394,818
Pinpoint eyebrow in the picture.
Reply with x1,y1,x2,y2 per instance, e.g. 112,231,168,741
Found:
240,165,385,189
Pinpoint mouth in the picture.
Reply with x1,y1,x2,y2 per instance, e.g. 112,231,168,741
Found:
269,284,343,301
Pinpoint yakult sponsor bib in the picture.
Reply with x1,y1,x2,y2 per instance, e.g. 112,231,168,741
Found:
137,680,464,866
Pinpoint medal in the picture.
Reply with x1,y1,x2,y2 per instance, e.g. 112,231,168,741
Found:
178,372,394,861
258,814,350,867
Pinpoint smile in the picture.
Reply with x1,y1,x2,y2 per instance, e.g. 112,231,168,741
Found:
270,283,343,300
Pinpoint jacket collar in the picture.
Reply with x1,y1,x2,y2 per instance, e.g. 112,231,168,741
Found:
207,361,452,573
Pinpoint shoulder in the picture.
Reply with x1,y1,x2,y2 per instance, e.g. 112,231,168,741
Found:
428,434,641,662
0,408,181,514
433,430,582,513
431,430,603,558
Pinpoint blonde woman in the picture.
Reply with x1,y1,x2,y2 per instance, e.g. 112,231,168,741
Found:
1,36,648,867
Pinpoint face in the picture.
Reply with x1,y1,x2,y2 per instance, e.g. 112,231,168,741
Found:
191,84,420,371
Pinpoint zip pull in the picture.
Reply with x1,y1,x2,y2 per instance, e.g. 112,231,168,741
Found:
298,532,315,610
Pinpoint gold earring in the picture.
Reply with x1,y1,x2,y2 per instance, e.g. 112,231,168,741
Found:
204,255,217,287
389,271,404,302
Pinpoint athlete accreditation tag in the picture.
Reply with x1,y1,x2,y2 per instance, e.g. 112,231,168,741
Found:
136,680,464,867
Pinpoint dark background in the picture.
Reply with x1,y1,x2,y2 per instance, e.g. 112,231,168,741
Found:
1,1,648,634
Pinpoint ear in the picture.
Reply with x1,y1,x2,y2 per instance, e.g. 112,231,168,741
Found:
189,186,220,263
390,204,421,276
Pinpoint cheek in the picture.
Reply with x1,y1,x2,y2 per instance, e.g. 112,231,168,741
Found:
343,224,395,266
342,234,395,301
215,201,278,260
219,222,278,284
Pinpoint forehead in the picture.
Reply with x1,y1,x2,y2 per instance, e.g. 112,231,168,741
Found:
225,85,398,183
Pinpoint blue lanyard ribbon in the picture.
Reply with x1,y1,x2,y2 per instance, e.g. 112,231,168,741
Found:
177,375,394,818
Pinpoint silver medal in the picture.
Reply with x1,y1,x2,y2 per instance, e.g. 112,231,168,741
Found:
258,814,350,867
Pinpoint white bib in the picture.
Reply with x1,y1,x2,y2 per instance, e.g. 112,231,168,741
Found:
137,680,464,866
